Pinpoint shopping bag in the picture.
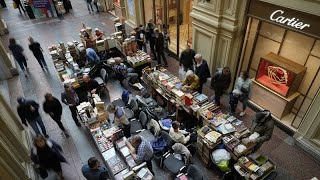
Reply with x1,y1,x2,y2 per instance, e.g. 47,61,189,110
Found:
12,2,17,9
178,67,186,80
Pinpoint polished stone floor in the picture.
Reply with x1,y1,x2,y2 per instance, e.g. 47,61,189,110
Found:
1,0,320,179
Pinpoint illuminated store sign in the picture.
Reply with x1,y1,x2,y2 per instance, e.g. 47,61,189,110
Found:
269,10,310,30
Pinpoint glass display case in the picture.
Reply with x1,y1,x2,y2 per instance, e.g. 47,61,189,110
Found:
255,53,307,97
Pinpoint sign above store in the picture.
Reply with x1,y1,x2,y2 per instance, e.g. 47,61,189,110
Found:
248,0,320,38
269,10,311,30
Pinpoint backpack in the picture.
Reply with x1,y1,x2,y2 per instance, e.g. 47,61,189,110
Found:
121,90,132,105
151,136,167,154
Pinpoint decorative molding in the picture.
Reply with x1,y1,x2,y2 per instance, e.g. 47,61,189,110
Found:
195,0,217,12
216,36,232,68
295,136,320,162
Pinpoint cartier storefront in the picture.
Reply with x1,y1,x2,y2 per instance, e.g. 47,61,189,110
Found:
238,0,320,136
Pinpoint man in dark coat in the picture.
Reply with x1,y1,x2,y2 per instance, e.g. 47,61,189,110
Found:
154,28,167,66
17,97,49,137
28,36,47,70
211,67,231,106
244,110,274,151
194,54,211,93
82,74,102,95
145,21,157,59
180,45,196,72
61,83,81,127
43,93,69,137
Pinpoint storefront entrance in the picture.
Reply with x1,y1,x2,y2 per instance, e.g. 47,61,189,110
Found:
143,0,193,56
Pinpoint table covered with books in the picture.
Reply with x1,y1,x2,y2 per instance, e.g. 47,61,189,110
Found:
141,67,276,179
76,95,154,180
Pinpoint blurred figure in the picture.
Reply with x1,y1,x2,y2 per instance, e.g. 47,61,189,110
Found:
94,28,104,40
86,48,100,65
106,104,130,138
162,26,171,54
31,135,66,179
43,93,69,138
194,54,211,94
82,74,102,95
180,45,196,72
17,97,49,137
229,89,241,114
61,83,81,127
182,70,200,91
8,37,28,76
235,71,252,117
134,26,146,52
28,36,48,70
154,28,167,66
211,67,231,106
86,0,94,13
82,157,109,180
13,0,25,13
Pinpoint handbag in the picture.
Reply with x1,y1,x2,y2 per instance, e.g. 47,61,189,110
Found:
12,2,17,9
38,167,48,179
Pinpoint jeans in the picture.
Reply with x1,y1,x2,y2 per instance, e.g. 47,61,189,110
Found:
240,95,248,111
69,106,80,125
17,59,28,71
36,55,47,68
28,115,47,135
127,68,139,79
51,115,66,132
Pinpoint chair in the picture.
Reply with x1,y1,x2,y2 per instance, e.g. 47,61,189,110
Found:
123,98,139,120
94,68,108,85
186,165,203,180
130,111,148,134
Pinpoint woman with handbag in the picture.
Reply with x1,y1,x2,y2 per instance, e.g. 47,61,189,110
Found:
234,71,252,117
31,135,67,179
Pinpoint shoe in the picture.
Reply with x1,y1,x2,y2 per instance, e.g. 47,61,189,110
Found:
76,122,81,127
240,111,245,117
44,134,49,138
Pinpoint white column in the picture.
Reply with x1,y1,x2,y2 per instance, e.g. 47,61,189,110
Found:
0,41,18,79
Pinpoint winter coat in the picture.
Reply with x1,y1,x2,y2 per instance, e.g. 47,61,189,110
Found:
31,139,67,167
155,33,165,51
180,49,196,70
211,69,231,96
17,100,40,125
43,97,63,118
249,111,274,145
9,44,27,62
195,60,211,84
182,75,200,90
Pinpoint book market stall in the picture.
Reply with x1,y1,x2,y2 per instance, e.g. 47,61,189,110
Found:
140,66,276,179
76,94,154,180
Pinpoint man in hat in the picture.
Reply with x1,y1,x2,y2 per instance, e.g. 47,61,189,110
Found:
243,110,274,151
17,97,49,137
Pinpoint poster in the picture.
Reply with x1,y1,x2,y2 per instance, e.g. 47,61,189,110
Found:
32,0,51,8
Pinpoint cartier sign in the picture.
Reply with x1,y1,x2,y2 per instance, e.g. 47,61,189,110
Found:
248,0,320,38
269,10,310,30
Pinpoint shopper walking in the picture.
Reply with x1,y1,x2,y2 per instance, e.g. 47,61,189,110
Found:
31,135,66,179
211,67,231,106
145,20,156,59
86,0,93,13
82,157,109,180
154,28,167,66
61,83,81,127
43,93,69,138
28,36,48,70
180,45,196,72
13,0,25,13
126,135,154,175
235,71,252,117
8,37,28,76
17,97,49,137
163,26,171,54
194,54,211,94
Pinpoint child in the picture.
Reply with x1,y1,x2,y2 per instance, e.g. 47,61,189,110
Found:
229,89,241,114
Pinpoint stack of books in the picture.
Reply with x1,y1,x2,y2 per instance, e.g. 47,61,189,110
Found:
204,131,222,144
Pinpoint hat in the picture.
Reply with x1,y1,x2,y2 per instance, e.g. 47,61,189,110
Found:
255,110,271,122
94,28,99,31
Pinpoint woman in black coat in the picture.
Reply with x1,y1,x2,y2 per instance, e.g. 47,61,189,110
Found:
31,135,67,179
43,93,69,137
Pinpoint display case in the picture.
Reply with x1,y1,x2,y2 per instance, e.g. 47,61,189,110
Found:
255,53,307,97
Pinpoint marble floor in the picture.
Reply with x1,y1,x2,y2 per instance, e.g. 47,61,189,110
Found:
1,0,320,179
